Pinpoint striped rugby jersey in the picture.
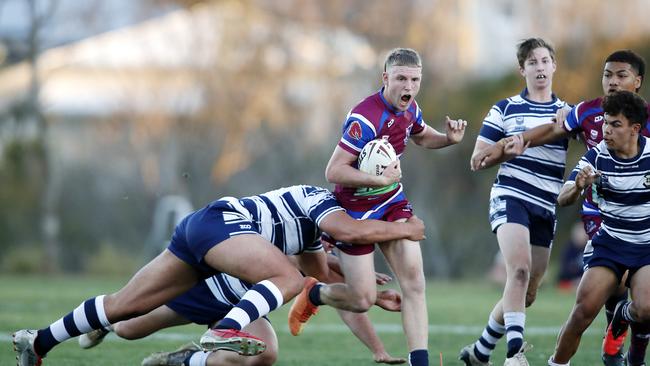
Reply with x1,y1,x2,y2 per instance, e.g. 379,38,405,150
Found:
213,185,344,255
478,89,569,213
567,137,650,245
200,185,344,307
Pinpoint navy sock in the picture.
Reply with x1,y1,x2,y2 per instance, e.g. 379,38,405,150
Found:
409,349,428,366
506,338,523,358
308,283,324,306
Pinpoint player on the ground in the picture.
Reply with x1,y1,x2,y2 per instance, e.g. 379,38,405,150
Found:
473,49,650,366
13,185,424,366
77,266,406,366
287,47,466,366
547,90,650,366
460,38,568,366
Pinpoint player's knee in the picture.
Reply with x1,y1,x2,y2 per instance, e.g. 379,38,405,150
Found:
633,302,650,323
510,266,530,287
397,269,425,296
348,293,376,312
570,301,599,326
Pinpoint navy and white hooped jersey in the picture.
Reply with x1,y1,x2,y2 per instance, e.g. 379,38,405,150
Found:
211,185,345,255
567,137,650,245
478,89,569,213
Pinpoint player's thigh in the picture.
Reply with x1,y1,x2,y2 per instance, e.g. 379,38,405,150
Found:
629,266,650,311
378,237,424,282
114,305,190,339
243,318,278,356
496,223,531,267
336,249,377,295
107,250,201,317
574,266,619,314
203,234,302,287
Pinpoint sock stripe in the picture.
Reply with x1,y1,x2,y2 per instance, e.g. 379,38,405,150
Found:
62,313,81,338
95,295,110,327
485,326,502,338
255,281,280,310
84,298,102,329
72,303,91,333
478,337,496,350
238,299,260,321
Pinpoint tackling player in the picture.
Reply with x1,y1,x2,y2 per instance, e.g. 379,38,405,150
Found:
13,185,424,366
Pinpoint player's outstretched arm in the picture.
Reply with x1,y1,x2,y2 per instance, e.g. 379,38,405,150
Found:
319,211,425,245
410,116,467,149
326,146,398,188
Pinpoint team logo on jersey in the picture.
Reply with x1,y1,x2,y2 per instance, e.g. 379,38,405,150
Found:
346,121,363,140
590,130,598,139
516,116,524,125
595,115,603,122
644,173,650,188
387,119,395,128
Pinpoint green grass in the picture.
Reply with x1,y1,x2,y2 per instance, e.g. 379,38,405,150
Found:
0,276,607,365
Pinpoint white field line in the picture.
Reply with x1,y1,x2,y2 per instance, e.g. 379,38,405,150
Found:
0,323,600,343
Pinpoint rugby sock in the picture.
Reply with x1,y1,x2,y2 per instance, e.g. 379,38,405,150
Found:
308,283,324,306
473,315,505,362
628,321,650,365
34,295,110,356
214,280,283,330
408,349,428,366
547,356,569,366
622,301,636,322
605,291,628,324
504,311,525,358
183,350,209,366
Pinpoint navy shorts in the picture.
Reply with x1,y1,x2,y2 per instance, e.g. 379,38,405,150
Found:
167,200,258,277
584,230,650,284
489,196,556,248
167,276,268,326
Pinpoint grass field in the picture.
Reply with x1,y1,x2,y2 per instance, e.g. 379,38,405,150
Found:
0,275,608,365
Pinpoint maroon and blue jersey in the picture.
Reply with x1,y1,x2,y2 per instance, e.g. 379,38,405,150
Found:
335,88,426,211
564,97,650,217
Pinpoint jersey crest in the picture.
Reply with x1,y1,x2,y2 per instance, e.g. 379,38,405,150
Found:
346,121,363,140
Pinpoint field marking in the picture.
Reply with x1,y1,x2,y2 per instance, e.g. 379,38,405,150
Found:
0,324,599,343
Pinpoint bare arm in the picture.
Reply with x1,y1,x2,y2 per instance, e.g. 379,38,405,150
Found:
557,166,599,207
521,121,570,147
410,116,467,149
325,145,399,188
319,211,425,245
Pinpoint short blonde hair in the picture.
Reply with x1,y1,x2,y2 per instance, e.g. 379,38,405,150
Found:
384,48,421,71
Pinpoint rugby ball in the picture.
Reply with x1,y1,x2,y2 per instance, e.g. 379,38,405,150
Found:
358,139,397,176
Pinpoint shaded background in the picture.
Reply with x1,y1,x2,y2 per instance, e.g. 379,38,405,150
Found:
1,0,650,279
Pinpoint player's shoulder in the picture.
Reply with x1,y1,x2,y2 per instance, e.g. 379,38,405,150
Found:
576,97,603,114
492,96,516,113
349,92,384,119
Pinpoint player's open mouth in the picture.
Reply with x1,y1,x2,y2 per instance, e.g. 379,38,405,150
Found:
608,88,619,94
401,94,411,103
536,74,546,80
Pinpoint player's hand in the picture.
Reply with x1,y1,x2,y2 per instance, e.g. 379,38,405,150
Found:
405,215,425,241
374,351,407,364
375,271,393,285
445,116,467,144
375,289,402,312
553,105,571,125
575,166,600,190
471,143,503,171
503,134,530,157
380,160,401,186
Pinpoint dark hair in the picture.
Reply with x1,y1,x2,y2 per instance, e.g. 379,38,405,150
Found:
384,48,421,72
516,38,556,68
605,50,646,88
602,90,648,126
